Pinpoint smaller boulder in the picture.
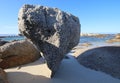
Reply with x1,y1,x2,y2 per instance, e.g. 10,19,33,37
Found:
115,33,120,39
0,40,41,69
0,68,8,83
77,46,120,79
106,33,120,43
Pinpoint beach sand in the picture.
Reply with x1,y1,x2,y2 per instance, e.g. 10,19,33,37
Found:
71,42,120,57
5,54,120,83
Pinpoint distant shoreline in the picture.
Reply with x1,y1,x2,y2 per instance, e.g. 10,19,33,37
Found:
0,34,23,38
0,35,21,38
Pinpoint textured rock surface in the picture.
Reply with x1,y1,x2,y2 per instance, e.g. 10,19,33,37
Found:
0,40,40,69
18,4,80,77
115,33,120,39
0,68,8,83
0,40,9,46
77,46,120,79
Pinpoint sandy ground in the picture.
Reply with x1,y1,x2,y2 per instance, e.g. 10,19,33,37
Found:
71,42,120,57
5,54,120,83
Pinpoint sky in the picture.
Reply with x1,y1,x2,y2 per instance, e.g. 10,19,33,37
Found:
0,0,120,34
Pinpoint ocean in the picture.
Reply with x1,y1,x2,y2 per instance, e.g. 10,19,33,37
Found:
0,34,119,47
0,36,25,41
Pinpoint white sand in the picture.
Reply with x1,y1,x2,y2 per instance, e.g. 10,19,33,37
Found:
71,43,120,57
5,55,120,83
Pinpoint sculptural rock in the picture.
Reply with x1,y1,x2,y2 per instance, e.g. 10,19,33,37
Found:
18,4,80,77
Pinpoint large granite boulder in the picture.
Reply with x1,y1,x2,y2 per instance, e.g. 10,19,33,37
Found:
18,4,80,77
77,46,120,79
0,68,8,83
0,40,41,69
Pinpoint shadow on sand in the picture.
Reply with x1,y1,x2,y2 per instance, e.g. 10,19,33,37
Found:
6,55,120,83
7,72,51,83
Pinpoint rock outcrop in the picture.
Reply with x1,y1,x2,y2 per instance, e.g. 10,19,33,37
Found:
0,40,40,69
18,4,80,77
77,46,120,79
81,33,108,38
0,68,8,83
106,33,120,43
115,33,120,39
0,40,9,46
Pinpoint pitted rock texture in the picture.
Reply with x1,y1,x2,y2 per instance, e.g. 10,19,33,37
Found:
18,4,80,77
77,46,120,79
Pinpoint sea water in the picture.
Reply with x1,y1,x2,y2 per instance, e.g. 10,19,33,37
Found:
0,34,119,46
80,34,120,47
0,36,25,41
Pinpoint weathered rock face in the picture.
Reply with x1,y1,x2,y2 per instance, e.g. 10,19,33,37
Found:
0,40,40,69
77,46,120,79
0,68,8,83
18,4,80,77
0,40,9,46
